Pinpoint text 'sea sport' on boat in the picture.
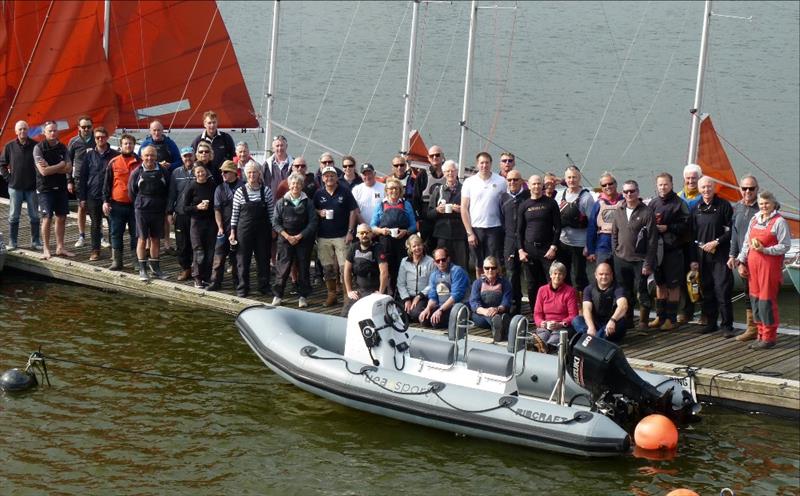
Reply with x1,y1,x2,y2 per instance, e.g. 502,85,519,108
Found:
236,293,701,457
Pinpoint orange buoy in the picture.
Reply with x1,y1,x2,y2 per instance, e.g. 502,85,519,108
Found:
665,490,699,496
634,414,678,450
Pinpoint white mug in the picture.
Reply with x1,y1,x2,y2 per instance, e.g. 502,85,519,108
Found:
444,203,453,214
390,227,400,238
325,209,334,220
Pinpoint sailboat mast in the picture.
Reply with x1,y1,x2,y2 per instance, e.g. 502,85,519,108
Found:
457,0,478,178
401,0,420,156
688,0,712,165
264,0,281,158
103,0,110,57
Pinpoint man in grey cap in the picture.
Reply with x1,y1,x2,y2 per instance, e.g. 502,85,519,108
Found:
166,146,197,280
351,163,385,225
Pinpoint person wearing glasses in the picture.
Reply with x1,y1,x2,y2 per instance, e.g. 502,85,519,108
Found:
416,145,447,252
418,248,470,329
736,190,791,350
193,142,214,178
272,172,318,308
167,147,197,281
352,163,385,225
67,115,95,249
371,177,417,292
469,256,513,342
0,120,41,251
191,110,235,185
314,165,359,306
646,173,690,331
497,152,528,191
517,175,561,309
499,169,530,315
275,157,318,200
397,234,435,323
207,160,244,292
586,172,624,266
313,152,344,190
264,135,293,184
342,223,389,316
341,155,363,188
611,180,658,330
727,175,760,341
689,176,734,336
80,126,119,261
556,165,595,292
461,151,507,279
428,160,468,270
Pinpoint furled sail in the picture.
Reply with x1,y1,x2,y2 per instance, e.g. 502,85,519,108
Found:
108,0,258,130
0,1,118,144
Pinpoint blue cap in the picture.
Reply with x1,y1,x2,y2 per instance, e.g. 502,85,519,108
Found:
180,146,194,156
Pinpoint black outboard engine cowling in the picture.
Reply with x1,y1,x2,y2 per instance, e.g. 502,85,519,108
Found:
567,333,673,420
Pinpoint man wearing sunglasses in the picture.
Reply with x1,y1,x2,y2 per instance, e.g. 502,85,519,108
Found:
167,147,197,280
499,169,530,315
415,145,447,252
314,152,345,190
611,180,657,330
67,116,95,249
586,172,623,265
727,175,760,341
418,248,470,328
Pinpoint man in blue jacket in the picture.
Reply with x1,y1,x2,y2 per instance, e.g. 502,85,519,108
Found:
418,247,470,328
80,126,119,261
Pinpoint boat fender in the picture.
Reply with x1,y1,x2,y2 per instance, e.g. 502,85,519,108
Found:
0,368,37,393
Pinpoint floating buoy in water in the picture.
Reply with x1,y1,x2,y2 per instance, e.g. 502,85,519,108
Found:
665,490,699,496
634,414,678,450
0,368,38,392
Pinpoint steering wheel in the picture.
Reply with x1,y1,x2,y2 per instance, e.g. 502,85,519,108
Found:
384,299,410,333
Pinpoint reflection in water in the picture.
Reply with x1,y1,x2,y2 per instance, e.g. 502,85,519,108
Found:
1,271,797,494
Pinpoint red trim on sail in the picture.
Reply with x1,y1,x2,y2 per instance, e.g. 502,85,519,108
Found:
696,114,740,203
0,1,118,144
108,0,257,130
406,130,430,164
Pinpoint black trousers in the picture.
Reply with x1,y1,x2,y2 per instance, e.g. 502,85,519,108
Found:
380,235,406,293
86,199,104,250
614,256,650,315
700,257,733,329
190,216,216,282
209,232,238,288
504,251,523,314
524,250,554,306
557,241,588,289
273,236,313,298
237,224,271,296
174,213,193,270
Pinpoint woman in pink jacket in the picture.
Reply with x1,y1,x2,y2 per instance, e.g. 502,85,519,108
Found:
532,261,578,353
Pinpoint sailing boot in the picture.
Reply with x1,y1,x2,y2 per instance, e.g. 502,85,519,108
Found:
148,259,167,280
109,249,123,271
736,308,758,341
637,306,651,331
324,280,338,307
138,259,149,281
660,301,678,331
648,298,666,328
8,222,19,250
30,220,42,250
177,268,192,281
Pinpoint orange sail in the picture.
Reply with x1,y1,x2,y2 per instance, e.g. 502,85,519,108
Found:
406,129,430,165
696,114,741,203
108,1,258,130
0,1,118,144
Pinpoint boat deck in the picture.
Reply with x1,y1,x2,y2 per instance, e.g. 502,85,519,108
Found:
2,198,798,416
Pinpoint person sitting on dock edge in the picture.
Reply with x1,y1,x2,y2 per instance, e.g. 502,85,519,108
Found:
418,247,470,329
573,262,629,343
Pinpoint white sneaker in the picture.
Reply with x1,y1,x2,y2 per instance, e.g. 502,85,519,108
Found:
298,297,308,308
100,237,111,248
74,235,86,248
271,296,282,306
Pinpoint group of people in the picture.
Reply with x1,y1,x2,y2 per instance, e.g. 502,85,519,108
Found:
1,112,791,351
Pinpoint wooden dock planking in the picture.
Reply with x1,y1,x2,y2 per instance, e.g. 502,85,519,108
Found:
2,198,798,415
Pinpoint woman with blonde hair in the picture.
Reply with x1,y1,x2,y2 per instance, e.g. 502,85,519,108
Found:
371,177,417,292
396,234,435,322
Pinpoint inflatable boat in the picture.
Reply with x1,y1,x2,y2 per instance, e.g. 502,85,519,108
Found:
236,294,700,457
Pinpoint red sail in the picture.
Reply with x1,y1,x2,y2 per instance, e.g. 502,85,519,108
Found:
0,1,118,144
696,114,741,203
108,0,257,130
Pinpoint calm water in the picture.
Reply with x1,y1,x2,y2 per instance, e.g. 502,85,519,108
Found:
1,271,798,495
214,1,798,207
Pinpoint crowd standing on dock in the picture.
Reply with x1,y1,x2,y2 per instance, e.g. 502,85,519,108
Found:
0,112,792,351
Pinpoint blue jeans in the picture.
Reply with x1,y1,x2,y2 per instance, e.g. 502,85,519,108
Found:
108,203,137,251
572,315,627,343
8,187,40,245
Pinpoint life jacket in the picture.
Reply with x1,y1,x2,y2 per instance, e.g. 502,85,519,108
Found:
596,196,622,235
137,165,168,197
352,243,382,291
109,154,140,203
478,277,504,308
279,194,310,234
590,282,618,322
560,188,590,229
150,139,174,165
421,170,445,204
37,140,69,191
378,200,410,229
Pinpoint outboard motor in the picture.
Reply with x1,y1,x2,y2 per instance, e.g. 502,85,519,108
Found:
567,334,697,426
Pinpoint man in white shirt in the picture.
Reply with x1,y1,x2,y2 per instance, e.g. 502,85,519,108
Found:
351,163,385,225
460,151,506,278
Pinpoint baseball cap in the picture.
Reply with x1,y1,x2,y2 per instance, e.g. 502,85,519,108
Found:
180,146,194,156
361,163,375,173
322,166,337,175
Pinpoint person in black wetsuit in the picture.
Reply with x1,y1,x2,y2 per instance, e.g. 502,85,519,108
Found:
517,174,561,306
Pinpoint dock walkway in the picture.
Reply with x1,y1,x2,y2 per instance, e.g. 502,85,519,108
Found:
2,199,797,416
